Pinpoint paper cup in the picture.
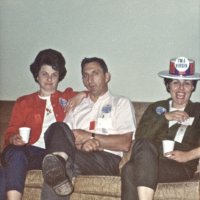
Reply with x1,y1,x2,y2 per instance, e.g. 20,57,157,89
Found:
162,140,175,156
19,127,31,143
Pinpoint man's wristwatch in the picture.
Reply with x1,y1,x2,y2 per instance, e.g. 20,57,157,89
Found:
90,132,95,139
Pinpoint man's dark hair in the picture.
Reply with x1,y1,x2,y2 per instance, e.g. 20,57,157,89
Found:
30,49,67,82
81,57,108,74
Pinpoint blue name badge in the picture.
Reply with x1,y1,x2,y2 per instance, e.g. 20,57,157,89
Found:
59,98,68,108
155,106,166,115
102,104,112,113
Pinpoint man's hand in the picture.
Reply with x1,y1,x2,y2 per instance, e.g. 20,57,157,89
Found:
9,134,26,146
164,111,189,123
81,139,102,152
64,92,87,114
73,129,92,145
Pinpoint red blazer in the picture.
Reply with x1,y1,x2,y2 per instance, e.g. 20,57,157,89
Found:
4,88,76,147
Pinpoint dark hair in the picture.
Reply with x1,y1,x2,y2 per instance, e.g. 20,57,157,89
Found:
164,78,197,92
81,57,108,74
30,49,67,82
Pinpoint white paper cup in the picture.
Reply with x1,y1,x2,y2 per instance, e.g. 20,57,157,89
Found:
162,140,175,156
19,127,31,143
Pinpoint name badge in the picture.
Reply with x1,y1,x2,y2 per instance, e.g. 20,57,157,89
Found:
97,118,112,129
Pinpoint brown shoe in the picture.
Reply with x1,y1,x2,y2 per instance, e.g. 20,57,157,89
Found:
42,154,73,196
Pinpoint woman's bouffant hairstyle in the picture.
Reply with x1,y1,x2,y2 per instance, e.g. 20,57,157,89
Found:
30,49,67,82
164,78,197,93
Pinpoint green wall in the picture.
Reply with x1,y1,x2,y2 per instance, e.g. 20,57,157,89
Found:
0,0,199,101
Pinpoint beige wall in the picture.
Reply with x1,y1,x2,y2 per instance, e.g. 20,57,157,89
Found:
0,0,199,101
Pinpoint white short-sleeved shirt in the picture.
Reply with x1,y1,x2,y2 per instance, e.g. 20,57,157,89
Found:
64,91,136,157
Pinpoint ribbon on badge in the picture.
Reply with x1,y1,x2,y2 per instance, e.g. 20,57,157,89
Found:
174,125,187,143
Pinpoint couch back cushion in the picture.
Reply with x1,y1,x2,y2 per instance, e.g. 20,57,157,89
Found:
132,102,150,125
0,101,15,152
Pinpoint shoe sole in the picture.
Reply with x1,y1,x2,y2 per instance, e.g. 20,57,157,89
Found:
42,154,73,196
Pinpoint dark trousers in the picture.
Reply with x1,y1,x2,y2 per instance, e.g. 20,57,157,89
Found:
0,166,6,200
121,139,195,200
41,122,121,200
1,144,45,195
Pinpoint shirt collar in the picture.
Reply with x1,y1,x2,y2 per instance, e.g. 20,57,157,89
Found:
88,90,110,104
169,100,185,112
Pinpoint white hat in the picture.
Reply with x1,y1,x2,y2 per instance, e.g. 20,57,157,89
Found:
158,57,200,80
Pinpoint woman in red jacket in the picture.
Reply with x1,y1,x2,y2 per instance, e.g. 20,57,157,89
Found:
0,49,86,200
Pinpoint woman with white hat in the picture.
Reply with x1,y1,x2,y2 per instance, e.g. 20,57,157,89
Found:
121,57,200,200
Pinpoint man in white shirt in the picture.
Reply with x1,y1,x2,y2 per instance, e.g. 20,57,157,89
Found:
41,57,136,199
